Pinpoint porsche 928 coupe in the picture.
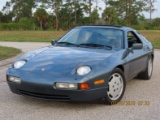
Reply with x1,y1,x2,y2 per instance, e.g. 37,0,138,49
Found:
6,26,154,104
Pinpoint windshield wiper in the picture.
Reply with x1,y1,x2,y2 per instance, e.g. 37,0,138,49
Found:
78,43,112,49
56,42,78,46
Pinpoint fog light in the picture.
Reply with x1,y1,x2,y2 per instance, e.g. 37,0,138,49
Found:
7,76,21,83
55,83,78,90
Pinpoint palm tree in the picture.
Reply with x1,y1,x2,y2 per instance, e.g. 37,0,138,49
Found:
34,8,48,30
102,7,117,25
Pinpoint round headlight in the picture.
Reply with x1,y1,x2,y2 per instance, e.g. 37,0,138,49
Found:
13,60,26,69
77,66,91,76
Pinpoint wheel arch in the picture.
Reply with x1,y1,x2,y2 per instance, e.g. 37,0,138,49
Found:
151,53,154,60
115,65,124,73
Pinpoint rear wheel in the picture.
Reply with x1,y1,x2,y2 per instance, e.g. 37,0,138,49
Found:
104,68,126,105
137,57,153,80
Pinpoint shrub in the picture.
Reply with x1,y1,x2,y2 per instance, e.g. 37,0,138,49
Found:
0,23,21,30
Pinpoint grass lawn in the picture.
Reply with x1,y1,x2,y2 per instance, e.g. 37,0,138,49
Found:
139,30,160,49
0,30,160,49
0,46,21,61
0,31,67,42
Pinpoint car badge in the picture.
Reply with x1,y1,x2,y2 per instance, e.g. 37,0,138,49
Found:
41,68,46,71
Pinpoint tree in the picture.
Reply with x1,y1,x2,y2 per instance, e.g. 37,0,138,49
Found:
1,12,13,23
73,0,78,25
102,7,117,25
42,0,62,30
90,9,99,24
152,18,160,29
145,0,156,22
66,0,79,26
108,0,148,25
0,12,3,23
60,0,76,28
81,0,92,22
34,8,48,30
88,0,92,17
58,1,85,29
19,17,34,30
3,0,38,22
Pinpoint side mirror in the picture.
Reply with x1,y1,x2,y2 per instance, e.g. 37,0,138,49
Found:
132,43,143,50
51,39,57,45
122,43,143,59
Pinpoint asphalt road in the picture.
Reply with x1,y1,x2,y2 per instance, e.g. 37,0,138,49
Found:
0,42,160,120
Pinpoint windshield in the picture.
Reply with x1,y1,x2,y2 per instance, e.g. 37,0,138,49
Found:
58,27,124,49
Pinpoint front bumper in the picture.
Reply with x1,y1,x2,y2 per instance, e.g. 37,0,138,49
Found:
6,68,108,102
7,81,108,102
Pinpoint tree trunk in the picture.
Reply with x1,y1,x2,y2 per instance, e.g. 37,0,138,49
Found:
40,20,43,30
89,0,92,23
125,0,128,24
74,0,77,26
89,0,91,17
150,0,152,22
95,0,98,10
55,14,59,30
128,0,131,25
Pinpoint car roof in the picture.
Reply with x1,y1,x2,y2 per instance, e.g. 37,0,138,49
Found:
76,25,136,31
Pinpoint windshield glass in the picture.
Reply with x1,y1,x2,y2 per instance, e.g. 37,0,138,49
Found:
58,27,124,49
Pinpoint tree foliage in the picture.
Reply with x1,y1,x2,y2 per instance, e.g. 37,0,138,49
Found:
3,0,38,22
0,0,159,30
102,6,117,25
34,8,48,30
0,12,3,23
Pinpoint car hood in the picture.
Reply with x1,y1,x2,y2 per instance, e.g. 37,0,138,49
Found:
20,46,113,75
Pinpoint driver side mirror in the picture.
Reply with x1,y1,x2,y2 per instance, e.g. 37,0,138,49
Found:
132,43,143,50
51,39,57,45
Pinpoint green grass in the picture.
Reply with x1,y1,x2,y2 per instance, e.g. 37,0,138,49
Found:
0,46,21,61
139,30,160,49
0,31,67,42
0,30,160,49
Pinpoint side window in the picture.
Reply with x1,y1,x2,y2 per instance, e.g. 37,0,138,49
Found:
127,31,142,48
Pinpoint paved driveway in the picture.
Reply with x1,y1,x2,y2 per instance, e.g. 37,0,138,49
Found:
0,42,160,120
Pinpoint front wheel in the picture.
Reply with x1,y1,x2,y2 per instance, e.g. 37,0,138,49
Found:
104,68,126,105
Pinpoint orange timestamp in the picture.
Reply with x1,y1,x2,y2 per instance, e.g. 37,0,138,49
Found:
111,101,150,106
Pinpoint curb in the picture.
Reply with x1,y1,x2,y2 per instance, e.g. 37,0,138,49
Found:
0,53,24,67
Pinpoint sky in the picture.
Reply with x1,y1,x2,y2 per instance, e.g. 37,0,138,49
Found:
0,0,160,19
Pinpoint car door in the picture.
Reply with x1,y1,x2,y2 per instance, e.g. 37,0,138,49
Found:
126,31,148,79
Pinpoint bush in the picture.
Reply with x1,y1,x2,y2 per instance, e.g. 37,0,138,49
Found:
130,25,145,30
19,17,34,30
0,23,21,30
0,18,35,30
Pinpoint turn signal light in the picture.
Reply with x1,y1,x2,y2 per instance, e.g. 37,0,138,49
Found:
94,79,104,85
80,83,89,90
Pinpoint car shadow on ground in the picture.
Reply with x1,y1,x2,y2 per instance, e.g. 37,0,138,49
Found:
17,95,108,109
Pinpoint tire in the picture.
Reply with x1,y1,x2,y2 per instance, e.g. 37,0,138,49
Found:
137,57,153,80
104,68,126,105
